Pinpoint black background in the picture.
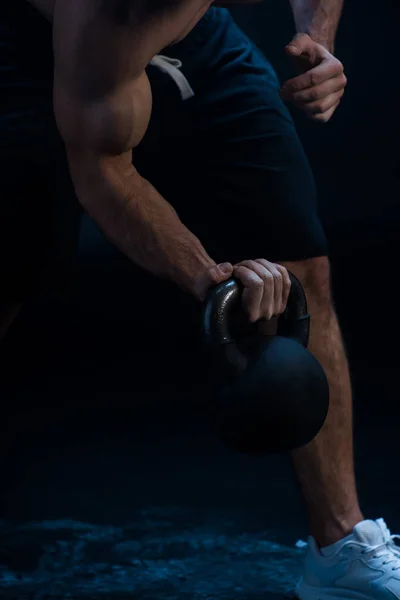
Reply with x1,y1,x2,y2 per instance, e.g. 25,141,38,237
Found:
1,2,399,598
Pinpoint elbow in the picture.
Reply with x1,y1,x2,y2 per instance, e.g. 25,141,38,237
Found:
64,143,143,213
64,145,90,200
63,144,106,213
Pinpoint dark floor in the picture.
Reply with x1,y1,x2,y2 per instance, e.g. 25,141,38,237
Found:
1,240,399,600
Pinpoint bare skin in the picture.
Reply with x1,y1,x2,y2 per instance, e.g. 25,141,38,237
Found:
3,0,360,551
52,0,227,298
279,2,362,547
280,257,363,546
290,0,344,51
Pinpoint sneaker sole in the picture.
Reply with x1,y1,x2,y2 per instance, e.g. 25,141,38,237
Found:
297,580,376,600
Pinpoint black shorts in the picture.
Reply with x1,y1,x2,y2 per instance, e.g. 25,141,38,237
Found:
0,2,328,302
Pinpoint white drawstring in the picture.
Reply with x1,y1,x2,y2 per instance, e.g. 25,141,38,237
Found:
149,55,195,101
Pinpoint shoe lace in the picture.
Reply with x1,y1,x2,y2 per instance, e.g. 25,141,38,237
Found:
343,533,400,571
388,534,400,559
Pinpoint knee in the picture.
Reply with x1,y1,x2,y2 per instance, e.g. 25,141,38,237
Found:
280,256,332,312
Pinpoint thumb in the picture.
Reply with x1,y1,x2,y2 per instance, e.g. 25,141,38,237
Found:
194,262,234,302
285,33,312,57
214,262,234,282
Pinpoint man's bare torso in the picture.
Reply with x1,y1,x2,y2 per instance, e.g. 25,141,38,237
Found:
24,0,215,151
26,0,213,44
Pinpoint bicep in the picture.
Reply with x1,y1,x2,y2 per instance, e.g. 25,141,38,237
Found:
54,73,152,157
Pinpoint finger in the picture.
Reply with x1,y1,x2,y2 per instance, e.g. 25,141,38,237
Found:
285,33,319,58
310,100,341,123
275,264,292,311
207,262,234,285
233,265,265,323
235,260,274,321
281,73,347,104
282,58,344,93
254,259,283,317
194,262,234,302
299,89,344,117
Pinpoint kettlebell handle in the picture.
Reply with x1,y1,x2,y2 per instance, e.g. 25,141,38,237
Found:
202,271,310,349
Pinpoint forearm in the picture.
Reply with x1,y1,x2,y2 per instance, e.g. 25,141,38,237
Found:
289,0,343,51
70,156,215,295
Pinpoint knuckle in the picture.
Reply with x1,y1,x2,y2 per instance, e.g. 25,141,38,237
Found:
238,260,250,268
277,266,291,284
276,264,288,274
309,88,320,102
320,98,333,113
250,311,260,323
342,74,348,87
273,270,283,281
277,303,286,315
336,60,344,73
313,101,326,114
310,72,319,86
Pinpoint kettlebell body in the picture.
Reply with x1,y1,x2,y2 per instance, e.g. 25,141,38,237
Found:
202,275,330,455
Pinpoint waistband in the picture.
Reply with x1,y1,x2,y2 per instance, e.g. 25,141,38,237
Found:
150,9,229,101
163,7,227,55
149,55,195,100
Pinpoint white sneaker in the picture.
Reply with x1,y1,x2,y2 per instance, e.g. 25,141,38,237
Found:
297,519,400,600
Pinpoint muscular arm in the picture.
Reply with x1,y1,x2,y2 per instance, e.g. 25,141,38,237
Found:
53,0,215,296
289,0,344,51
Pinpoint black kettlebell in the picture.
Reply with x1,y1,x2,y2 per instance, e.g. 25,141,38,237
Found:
202,272,329,455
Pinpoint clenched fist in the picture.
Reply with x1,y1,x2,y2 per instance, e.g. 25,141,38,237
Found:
280,33,347,123
195,259,291,323
233,259,291,322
